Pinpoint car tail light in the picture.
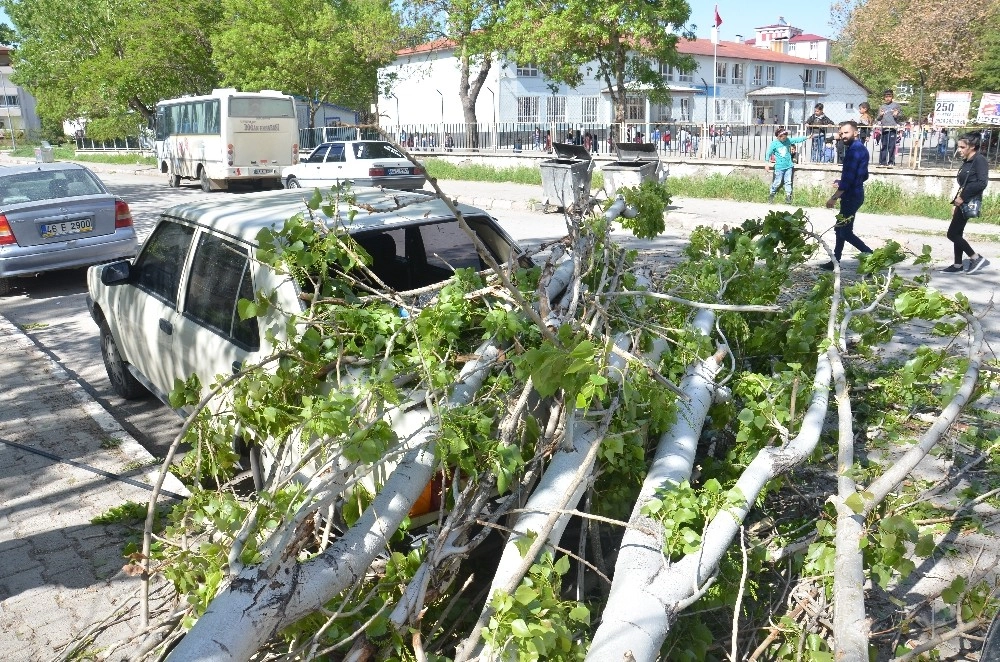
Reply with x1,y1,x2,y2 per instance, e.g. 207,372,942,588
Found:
227,143,234,166
292,143,299,163
369,167,386,176
114,200,134,229
0,214,15,246
413,166,424,175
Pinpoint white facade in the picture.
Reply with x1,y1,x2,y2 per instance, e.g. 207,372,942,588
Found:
378,38,868,134
0,47,41,137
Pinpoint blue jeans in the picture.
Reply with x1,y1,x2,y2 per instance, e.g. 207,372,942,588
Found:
812,134,824,161
770,168,793,197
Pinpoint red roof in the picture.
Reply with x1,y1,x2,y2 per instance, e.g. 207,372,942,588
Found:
789,33,828,43
675,38,827,65
397,36,833,67
396,37,457,57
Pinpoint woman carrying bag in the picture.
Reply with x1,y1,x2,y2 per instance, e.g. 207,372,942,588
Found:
941,132,990,273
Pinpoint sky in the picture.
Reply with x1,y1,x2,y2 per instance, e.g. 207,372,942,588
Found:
691,1,836,43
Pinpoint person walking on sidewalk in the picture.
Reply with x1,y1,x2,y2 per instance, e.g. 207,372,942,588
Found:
765,127,808,204
877,89,903,166
941,131,990,273
821,120,874,270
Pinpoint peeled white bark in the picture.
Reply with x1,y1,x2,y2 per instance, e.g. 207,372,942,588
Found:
829,344,869,661
167,343,501,662
587,310,721,660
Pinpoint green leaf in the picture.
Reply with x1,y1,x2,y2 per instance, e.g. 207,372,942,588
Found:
844,492,866,514
510,618,531,638
568,604,590,623
513,584,538,606
553,554,570,575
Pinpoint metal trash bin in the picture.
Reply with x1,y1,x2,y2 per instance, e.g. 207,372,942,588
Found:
602,143,663,198
540,143,594,212
34,141,54,163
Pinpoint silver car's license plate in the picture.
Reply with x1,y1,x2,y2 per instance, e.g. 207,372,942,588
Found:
252,168,274,175
387,168,410,175
40,218,94,238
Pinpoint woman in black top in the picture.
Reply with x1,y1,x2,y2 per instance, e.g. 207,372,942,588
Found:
941,132,990,273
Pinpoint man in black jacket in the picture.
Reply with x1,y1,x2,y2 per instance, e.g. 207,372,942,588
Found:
805,103,835,162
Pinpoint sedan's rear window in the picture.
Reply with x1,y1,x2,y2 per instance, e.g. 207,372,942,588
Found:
0,169,105,204
352,142,405,160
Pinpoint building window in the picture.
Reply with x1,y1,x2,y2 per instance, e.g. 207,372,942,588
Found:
766,66,775,86
678,69,694,83
1,95,18,108
716,62,727,85
679,98,691,122
517,96,539,123
731,63,744,85
582,96,599,123
548,96,567,123
516,63,538,77
814,69,826,89
752,65,763,86
625,96,645,121
659,62,674,81
714,98,745,123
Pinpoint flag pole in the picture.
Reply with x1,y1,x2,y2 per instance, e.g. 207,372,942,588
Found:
709,5,721,158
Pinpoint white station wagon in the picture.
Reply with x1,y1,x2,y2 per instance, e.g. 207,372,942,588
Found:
86,187,526,407
282,141,427,191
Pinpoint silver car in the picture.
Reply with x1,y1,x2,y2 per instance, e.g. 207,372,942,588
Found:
0,162,139,295
283,141,427,191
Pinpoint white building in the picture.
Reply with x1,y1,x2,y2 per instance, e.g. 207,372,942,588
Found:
378,36,868,140
0,46,41,140
743,17,832,63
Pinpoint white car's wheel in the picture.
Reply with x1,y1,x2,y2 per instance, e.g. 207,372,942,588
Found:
286,177,301,189
100,323,147,400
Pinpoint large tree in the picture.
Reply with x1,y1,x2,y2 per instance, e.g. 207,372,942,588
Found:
496,0,694,128
0,0,222,138
832,0,1000,95
399,0,504,148
212,0,402,127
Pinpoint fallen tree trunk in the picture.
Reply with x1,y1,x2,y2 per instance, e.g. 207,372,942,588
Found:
166,343,502,661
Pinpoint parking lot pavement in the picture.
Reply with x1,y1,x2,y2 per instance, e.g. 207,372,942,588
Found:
0,314,186,660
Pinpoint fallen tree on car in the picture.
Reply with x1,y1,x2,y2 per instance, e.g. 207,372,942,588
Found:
91,180,995,662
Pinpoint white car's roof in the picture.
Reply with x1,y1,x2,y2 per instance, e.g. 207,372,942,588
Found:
161,187,483,244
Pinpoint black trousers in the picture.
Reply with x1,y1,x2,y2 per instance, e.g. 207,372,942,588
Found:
879,129,897,165
947,205,976,264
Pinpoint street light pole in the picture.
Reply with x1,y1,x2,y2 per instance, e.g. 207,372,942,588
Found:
390,93,400,144
435,89,444,150
701,77,710,158
798,74,807,127
485,87,496,150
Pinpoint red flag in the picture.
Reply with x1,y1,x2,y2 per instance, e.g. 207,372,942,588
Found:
714,5,723,28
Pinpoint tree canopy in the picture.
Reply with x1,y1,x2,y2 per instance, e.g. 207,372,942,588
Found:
832,0,1000,99
212,0,402,126
0,0,222,138
496,0,694,125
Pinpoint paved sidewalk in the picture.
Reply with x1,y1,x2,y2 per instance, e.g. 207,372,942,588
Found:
0,314,187,660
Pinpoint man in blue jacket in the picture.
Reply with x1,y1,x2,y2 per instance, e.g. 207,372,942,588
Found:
821,120,874,271
765,127,809,204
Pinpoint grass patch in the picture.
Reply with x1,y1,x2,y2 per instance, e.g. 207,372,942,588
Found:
21,322,49,331
91,500,148,525
424,157,606,190
665,173,1000,224
100,437,124,450
8,142,155,166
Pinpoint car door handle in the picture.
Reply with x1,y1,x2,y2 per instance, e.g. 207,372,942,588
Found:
158,318,173,335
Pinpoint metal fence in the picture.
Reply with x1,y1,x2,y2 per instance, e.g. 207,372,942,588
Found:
73,122,1000,170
